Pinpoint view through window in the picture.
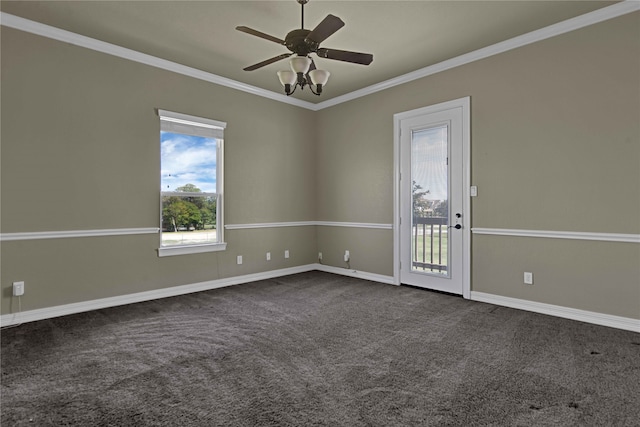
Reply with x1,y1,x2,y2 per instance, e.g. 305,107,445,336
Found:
158,110,225,251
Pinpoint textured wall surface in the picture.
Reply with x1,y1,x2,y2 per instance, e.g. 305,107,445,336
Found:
1,28,317,313
2,12,638,320
315,13,639,318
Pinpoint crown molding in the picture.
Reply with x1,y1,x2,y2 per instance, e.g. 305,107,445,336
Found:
0,12,317,110
2,1,638,111
313,0,640,110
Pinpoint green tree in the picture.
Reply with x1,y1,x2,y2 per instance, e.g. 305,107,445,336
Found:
162,198,190,231
412,181,431,217
175,183,201,193
162,184,216,231
162,198,203,230
199,206,214,229
183,201,202,227
433,199,448,218
176,183,205,210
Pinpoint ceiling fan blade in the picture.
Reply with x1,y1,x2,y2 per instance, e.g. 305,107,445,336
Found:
317,48,373,65
243,53,291,71
305,14,345,45
236,26,285,45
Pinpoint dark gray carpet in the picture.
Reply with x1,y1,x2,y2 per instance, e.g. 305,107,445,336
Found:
2,271,639,426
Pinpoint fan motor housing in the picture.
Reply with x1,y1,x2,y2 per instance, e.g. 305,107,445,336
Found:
285,29,318,55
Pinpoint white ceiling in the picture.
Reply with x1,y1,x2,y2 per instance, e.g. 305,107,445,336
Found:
0,1,620,104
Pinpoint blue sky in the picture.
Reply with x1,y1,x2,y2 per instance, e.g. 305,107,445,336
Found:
161,132,217,193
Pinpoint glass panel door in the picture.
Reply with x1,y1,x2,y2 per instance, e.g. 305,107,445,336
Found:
397,97,469,296
411,125,449,276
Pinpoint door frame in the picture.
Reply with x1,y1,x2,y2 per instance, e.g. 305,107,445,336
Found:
393,97,471,299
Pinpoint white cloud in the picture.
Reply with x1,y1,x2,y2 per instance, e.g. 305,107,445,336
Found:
161,133,217,192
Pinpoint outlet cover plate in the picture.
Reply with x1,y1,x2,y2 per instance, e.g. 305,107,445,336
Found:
13,281,25,296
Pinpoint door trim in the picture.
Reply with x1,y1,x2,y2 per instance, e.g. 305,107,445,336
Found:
393,97,471,298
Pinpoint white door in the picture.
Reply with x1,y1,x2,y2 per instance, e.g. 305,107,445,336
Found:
395,98,470,296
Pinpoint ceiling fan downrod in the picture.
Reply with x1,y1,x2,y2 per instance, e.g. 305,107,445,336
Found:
298,0,309,29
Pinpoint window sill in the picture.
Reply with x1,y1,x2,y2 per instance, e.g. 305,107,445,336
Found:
157,242,227,257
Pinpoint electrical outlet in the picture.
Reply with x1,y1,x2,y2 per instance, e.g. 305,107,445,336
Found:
318,252,323,261
266,252,271,261
284,250,290,259
13,281,25,296
237,255,243,265
524,272,533,285
344,250,350,262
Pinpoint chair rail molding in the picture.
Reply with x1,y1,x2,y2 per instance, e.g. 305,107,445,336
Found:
0,228,159,242
471,228,640,243
225,221,392,230
1,222,393,242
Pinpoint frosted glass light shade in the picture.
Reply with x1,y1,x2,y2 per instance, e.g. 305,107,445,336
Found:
289,56,312,74
309,69,330,86
277,70,296,86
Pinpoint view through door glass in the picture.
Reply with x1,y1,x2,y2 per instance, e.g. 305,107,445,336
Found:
411,125,449,276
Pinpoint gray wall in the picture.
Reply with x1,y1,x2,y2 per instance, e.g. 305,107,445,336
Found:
1,27,317,312
315,12,640,318
2,12,639,320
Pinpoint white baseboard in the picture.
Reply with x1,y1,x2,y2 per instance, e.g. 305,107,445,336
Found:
0,265,316,327
3,266,637,333
471,291,640,333
312,263,396,285
0,264,394,327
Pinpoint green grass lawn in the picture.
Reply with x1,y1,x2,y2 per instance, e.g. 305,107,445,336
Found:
413,232,448,272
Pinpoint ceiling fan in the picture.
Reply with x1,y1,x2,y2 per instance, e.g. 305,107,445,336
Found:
236,0,373,96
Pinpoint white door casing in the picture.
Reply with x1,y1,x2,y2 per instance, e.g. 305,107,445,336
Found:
393,97,470,298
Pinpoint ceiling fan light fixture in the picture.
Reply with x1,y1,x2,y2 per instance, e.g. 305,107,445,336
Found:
308,69,330,86
277,70,297,95
289,55,312,74
277,70,297,86
238,0,372,97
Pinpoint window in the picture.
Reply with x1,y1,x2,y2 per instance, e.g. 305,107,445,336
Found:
157,110,226,257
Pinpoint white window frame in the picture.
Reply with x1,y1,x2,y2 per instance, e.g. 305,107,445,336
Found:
157,109,227,257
